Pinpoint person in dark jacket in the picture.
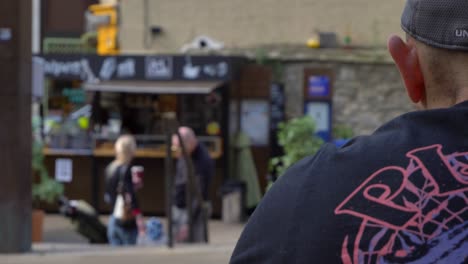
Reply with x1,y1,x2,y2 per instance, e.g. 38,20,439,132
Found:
105,135,144,246
171,126,214,242
231,1,468,263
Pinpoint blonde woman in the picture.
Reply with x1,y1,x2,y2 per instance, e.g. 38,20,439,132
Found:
104,135,144,246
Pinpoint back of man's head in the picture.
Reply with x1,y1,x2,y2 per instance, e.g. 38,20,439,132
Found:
172,126,198,154
390,0,468,108
402,0,468,51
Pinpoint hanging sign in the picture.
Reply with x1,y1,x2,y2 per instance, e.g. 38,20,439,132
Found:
34,55,242,82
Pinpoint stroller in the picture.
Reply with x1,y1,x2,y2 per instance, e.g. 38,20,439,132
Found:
58,196,108,244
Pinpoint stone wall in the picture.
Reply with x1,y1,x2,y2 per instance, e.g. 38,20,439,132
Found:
283,61,415,136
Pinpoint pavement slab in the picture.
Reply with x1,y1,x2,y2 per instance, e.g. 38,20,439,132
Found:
0,214,245,264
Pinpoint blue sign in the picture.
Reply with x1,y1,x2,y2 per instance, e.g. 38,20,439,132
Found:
308,76,330,98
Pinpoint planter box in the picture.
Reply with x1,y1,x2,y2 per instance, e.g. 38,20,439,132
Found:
32,210,44,242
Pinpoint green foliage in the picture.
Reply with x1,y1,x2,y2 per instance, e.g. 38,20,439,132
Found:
254,48,284,82
254,48,268,65
32,116,64,207
333,124,354,139
269,116,324,178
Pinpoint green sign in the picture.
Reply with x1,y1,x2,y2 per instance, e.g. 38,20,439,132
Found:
62,88,86,104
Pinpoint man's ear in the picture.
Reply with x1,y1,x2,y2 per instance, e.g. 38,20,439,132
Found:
388,35,425,103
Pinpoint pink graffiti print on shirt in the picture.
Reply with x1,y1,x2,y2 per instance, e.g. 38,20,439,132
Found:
335,144,468,264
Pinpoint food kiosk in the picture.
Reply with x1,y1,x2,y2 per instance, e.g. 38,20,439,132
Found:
35,54,245,216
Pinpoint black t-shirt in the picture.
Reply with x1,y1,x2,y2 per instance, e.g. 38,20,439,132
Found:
230,102,468,264
104,162,139,212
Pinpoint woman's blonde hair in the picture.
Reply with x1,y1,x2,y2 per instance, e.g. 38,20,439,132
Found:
114,134,137,165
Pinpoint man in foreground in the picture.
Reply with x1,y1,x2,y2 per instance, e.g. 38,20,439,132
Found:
230,0,468,263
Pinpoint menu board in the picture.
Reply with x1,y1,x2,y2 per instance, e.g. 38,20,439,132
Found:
270,83,285,157
241,100,270,146
270,83,285,131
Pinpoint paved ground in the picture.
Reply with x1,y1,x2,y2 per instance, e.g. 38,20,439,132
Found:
1,214,245,264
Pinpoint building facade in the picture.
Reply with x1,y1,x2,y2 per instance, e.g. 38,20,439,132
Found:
120,0,406,53
118,0,414,136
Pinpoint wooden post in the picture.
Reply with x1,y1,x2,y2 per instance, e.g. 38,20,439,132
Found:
164,117,175,248
177,131,194,243
177,131,208,243
0,0,32,253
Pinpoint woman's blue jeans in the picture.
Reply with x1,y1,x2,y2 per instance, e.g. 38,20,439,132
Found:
107,216,138,246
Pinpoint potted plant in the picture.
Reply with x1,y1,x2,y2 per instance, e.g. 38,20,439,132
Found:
32,117,64,242
268,116,324,190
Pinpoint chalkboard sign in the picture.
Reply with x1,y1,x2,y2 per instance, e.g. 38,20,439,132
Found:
270,83,285,158
241,100,270,146
270,83,285,131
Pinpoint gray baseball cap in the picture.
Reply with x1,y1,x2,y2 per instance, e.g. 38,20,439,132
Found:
402,0,468,51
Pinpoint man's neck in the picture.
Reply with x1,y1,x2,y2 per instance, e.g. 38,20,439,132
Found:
424,88,468,109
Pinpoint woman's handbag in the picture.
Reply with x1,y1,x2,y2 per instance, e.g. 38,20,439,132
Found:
112,166,135,226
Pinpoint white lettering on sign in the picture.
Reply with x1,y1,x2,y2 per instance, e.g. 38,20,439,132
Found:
81,59,98,83
203,65,217,77
43,60,82,77
99,57,117,80
36,57,98,83
117,58,136,78
183,56,201,79
145,56,173,79
217,62,228,77
202,62,229,78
